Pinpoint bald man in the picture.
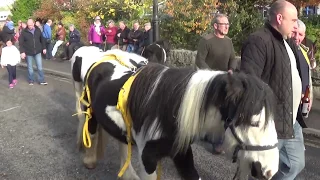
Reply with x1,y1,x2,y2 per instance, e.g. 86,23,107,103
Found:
19,18,48,85
240,1,305,179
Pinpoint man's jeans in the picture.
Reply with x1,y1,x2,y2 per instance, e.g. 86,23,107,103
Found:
127,44,139,53
45,42,53,59
272,122,305,180
26,53,45,83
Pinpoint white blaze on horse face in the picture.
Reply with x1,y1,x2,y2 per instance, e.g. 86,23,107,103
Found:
223,107,279,179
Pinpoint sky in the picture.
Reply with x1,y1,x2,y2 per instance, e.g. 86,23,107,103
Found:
0,0,14,8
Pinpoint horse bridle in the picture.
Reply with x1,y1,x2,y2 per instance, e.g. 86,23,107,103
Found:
224,107,278,163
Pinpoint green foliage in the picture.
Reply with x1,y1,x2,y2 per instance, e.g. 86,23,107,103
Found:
220,0,266,54
301,15,320,62
10,0,41,23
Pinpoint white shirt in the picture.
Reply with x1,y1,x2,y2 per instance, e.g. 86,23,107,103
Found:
0,45,21,66
283,40,302,124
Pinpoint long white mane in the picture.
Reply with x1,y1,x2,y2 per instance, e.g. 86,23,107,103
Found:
173,70,225,155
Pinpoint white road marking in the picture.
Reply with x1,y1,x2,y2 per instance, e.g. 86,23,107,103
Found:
0,106,21,113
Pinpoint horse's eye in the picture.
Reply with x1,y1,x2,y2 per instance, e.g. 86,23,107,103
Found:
250,121,260,127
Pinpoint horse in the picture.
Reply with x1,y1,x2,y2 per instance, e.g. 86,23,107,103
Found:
141,39,171,64
71,46,148,180
91,63,279,180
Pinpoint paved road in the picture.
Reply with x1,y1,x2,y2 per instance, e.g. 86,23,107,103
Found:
0,68,319,180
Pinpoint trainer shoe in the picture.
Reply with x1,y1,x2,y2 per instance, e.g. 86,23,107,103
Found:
13,79,17,85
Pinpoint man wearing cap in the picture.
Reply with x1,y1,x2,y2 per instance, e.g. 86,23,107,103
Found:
88,16,105,50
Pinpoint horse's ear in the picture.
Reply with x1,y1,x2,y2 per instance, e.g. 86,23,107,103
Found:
225,73,244,103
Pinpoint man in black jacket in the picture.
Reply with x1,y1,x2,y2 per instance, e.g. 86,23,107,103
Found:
19,18,48,85
63,24,81,60
241,1,305,179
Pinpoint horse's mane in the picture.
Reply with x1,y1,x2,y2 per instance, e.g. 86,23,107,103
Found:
127,63,195,141
203,72,276,130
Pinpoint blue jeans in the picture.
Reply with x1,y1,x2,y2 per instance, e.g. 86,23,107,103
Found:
272,122,305,180
45,42,53,59
26,53,45,83
127,44,139,53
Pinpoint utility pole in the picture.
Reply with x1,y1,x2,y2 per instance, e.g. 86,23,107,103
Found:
152,0,160,42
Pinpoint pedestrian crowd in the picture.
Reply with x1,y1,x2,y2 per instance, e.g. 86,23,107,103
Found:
0,16,154,88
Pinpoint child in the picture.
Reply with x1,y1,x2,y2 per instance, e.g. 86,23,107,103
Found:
0,39,21,88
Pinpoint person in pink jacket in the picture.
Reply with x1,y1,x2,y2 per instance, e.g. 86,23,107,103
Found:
88,16,105,50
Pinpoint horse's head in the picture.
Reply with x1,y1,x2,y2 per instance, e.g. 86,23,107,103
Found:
204,72,279,179
141,40,171,64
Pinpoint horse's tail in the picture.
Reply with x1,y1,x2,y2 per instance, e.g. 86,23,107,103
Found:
73,80,86,150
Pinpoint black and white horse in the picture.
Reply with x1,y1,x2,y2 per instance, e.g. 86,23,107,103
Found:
92,63,279,180
141,40,170,64
71,46,148,179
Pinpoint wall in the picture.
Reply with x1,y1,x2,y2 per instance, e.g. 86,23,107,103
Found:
167,49,320,97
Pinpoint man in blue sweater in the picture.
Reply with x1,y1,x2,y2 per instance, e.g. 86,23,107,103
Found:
42,19,53,60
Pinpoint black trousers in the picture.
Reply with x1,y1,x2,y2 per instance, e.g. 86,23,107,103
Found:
64,42,79,59
6,65,16,84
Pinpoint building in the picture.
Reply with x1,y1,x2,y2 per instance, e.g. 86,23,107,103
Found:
0,11,11,27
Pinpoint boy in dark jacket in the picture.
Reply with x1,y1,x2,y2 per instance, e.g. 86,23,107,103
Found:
63,24,81,60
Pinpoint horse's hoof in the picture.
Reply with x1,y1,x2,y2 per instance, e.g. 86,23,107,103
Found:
84,162,97,169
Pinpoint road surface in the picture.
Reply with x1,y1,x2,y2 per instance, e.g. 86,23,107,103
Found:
0,68,319,180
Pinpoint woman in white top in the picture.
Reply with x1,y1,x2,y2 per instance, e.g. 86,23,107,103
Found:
1,39,21,88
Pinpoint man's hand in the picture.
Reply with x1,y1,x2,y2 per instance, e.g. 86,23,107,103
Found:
89,41,92,44
43,49,46,54
133,39,137,42
20,53,26,59
228,69,233,74
66,42,69,46
117,33,121,37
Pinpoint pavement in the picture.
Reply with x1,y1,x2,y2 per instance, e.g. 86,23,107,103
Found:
0,67,319,180
17,59,320,139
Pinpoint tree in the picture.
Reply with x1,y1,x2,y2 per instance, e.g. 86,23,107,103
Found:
161,0,220,50
10,0,41,23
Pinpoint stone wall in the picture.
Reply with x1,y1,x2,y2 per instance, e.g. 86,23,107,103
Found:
167,49,320,97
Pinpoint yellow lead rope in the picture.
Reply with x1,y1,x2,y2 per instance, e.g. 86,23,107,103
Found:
116,71,161,180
